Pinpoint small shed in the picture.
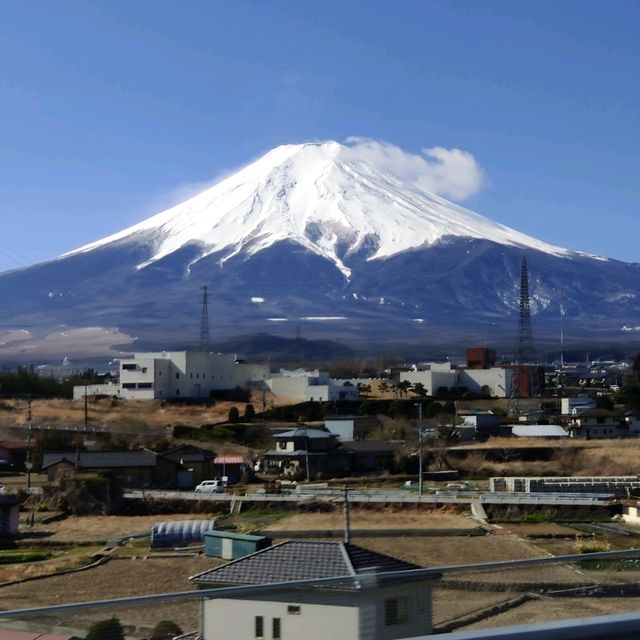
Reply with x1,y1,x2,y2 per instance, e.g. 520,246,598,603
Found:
204,530,270,560
151,519,216,548
212,456,245,484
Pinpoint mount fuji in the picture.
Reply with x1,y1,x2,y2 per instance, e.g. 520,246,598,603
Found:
1,139,638,356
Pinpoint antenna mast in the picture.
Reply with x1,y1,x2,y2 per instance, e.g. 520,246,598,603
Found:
200,285,211,351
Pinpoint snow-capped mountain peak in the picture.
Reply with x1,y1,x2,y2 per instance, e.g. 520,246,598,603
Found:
64,139,572,278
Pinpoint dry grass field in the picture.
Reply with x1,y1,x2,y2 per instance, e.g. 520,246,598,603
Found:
448,437,640,477
261,507,475,531
3,508,640,635
0,389,288,433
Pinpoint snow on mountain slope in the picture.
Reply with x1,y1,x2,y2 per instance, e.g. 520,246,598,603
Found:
64,139,573,279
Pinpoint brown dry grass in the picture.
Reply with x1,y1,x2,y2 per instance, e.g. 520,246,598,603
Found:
466,596,640,630
0,555,217,635
449,438,640,478
0,389,288,434
262,508,476,531
35,514,214,543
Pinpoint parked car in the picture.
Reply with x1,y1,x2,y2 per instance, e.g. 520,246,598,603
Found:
194,479,225,494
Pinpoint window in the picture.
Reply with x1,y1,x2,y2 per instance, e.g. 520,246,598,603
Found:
272,618,281,640
138,382,152,389
385,597,409,626
190,373,193,379
176,373,180,379
142,367,148,373
287,605,300,615
122,383,136,389
196,373,200,379
254,616,264,639
176,389,180,396
122,364,137,370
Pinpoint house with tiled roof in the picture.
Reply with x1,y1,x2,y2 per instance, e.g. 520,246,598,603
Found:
261,427,395,478
568,409,628,439
160,444,216,488
190,539,436,640
41,449,178,488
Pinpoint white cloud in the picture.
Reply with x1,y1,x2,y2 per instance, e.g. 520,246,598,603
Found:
343,137,486,201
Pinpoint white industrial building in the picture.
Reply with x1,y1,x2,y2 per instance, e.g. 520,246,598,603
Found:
400,362,512,398
266,369,359,403
101,351,269,400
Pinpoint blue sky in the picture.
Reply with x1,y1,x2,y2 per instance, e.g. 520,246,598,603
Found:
0,0,638,272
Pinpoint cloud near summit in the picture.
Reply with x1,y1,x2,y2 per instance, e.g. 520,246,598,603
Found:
343,137,486,201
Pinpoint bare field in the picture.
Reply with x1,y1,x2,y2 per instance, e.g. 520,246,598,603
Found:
466,596,640,630
262,508,475,531
0,556,218,634
0,389,287,435
2,511,636,634
34,514,214,543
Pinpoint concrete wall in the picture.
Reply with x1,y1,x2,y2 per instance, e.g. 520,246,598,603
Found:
325,418,355,441
202,582,432,640
459,368,512,398
203,596,359,640
72,383,120,400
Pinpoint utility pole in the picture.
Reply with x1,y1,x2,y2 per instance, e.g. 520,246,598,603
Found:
84,381,88,431
26,396,33,491
343,485,351,544
415,402,424,496
304,428,310,482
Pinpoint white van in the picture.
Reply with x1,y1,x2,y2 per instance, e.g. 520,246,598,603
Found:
194,479,225,494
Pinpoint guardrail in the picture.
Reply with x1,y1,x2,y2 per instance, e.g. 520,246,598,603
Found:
124,489,616,507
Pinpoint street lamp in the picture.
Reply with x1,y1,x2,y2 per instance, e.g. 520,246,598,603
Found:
415,402,423,497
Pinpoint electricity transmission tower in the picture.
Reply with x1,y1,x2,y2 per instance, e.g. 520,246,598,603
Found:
509,257,539,414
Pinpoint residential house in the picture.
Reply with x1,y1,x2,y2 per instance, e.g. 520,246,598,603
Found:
42,449,179,488
568,409,627,439
190,539,435,640
262,427,350,479
262,427,395,478
341,440,395,473
160,445,216,488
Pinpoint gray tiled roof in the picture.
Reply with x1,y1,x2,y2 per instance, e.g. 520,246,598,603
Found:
340,440,394,454
42,449,159,470
274,427,335,439
190,540,420,588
